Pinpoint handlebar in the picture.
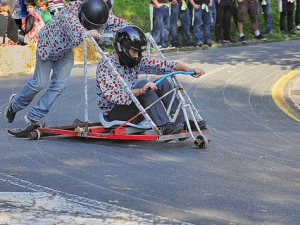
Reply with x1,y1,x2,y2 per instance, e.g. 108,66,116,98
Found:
145,71,195,92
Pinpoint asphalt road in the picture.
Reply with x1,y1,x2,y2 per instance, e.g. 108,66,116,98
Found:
0,40,300,225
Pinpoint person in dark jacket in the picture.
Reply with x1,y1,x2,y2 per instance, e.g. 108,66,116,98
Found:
214,0,236,44
0,2,18,45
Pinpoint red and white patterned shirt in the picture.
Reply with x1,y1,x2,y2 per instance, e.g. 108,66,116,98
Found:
96,53,177,115
37,1,86,61
37,0,130,61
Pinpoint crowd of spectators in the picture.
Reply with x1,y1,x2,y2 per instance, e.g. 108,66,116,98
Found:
150,0,300,48
1,0,300,47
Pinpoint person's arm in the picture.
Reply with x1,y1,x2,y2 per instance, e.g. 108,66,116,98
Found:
175,62,205,78
24,13,44,43
22,15,34,34
61,3,94,48
152,0,162,8
189,0,200,9
132,81,157,96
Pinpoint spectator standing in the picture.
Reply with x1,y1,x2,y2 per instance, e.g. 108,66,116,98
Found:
170,0,193,47
11,0,22,29
20,0,28,18
48,0,64,16
211,0,216,31
257,0,273,34
18,0,45,45
37,0,52,24
189,0,213,46
214,0,236,44
150,0,172,49
279,0,296,36
237,0,266,43
0,2,18,45
296,0,300,30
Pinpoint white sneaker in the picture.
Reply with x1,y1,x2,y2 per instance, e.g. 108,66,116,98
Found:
24,114,41,127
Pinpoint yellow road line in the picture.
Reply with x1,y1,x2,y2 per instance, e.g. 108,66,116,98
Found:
272,68,300,122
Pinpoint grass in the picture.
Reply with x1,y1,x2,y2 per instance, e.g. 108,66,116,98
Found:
112,0,300,42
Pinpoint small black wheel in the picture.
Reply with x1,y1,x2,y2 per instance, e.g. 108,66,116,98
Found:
195,135,208,149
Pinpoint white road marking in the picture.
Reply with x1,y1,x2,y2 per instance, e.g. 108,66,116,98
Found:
0,174,192,225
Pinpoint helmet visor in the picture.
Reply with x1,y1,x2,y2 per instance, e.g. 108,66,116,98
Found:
131,45,147,52
80,12,104,30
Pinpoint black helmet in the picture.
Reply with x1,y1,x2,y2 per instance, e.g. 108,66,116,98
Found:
114,25,148,68
79,0,109,30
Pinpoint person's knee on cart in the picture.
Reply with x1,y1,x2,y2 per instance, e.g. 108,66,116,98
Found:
96,25,208,135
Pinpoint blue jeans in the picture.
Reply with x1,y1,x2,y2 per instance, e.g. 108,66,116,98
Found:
12,50,74,121
193,7,212,43
18,34,24,45
152,5,170,47
257,0,273,33
170,3,192,44
107,79,184,126
211,0,216,29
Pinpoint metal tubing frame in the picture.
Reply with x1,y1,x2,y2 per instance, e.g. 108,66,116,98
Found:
145,33,205,140
145,33,204,123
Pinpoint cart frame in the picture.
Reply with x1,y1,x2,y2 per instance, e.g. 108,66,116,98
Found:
29,32,210,149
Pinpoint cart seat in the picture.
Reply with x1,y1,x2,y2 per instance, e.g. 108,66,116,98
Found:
99,112,151,129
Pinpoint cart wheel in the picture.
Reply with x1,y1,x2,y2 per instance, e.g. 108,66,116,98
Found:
194,135,208,149
29,129,41,140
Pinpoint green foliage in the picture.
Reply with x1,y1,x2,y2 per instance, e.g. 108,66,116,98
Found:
113,0,151,33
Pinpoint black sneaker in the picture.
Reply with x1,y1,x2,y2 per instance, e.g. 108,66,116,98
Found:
216,39,225,44
289,30,296,36
255,34,267,41
24,114,41,127
183,119,207,130
239,36,246,43
196,41,203,47
281,31,288,37
172,42,182,48
5,94,17,123
163,44,175,50
182,41,194,47
161,122,183,135
224,39,237,43
203,41,212,47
